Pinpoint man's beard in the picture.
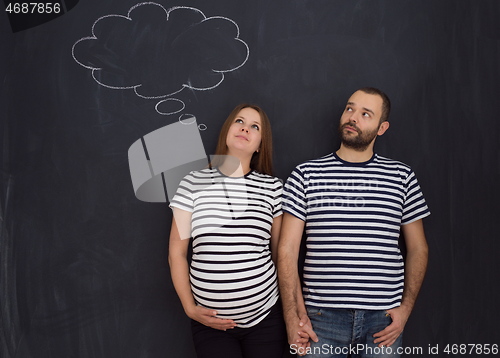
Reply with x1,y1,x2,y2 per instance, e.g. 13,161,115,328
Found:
338,122,379,151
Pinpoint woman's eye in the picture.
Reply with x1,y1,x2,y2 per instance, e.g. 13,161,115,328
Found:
251,124,260,130
346,107,352,112
235,118,243,123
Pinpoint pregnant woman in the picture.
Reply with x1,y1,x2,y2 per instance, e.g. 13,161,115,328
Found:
168,103,288,358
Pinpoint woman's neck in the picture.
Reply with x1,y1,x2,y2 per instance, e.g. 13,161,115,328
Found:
218,153,252,177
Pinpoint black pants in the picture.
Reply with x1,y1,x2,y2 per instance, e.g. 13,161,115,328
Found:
191,302,289,358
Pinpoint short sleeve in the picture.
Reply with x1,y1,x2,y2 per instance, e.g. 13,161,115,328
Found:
169,173,195,213
401,170,430,224
282,166,307,221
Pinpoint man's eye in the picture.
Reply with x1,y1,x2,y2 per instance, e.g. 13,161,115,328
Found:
363,112,370,117
346,107,352,112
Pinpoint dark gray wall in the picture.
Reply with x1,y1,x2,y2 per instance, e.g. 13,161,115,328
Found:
1,1,499,357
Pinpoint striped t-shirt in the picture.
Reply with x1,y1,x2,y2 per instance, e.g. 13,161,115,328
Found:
283,153,430,310
170,168,283,328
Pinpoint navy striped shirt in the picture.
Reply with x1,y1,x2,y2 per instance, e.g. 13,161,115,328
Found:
283,153,430,310
170,168,282,327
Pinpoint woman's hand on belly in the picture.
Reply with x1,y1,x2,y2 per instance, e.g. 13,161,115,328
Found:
187,305,237,331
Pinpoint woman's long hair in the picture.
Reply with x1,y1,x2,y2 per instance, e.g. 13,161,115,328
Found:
211,103,274,176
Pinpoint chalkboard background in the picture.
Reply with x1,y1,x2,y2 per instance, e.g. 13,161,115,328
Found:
1,1,499,357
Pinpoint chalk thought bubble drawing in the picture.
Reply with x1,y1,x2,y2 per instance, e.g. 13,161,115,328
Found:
72,2,250,115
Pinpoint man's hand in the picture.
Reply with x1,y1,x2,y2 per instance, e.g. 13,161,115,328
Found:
286,313,318,356
187,305,237,331
373,306,410,347
298,313,318,343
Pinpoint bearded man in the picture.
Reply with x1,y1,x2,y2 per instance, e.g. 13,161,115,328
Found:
278,87,430,358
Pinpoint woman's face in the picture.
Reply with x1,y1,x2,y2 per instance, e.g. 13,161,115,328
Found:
225,107,262,157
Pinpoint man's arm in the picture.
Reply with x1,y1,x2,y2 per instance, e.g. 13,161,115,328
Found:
373,218,429,347
270,214,283,264
278,213,318,351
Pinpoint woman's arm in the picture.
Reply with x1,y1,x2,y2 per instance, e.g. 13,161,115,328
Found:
168,208,237,330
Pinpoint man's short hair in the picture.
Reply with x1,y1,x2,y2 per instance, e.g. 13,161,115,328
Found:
357,87,391,122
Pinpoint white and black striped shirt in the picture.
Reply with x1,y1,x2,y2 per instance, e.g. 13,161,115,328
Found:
170,168,282,327
283,153,430,310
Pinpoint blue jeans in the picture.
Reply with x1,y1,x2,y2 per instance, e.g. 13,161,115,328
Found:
303,307,403,358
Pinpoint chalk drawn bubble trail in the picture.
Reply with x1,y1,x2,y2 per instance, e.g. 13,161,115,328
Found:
179,114,196,125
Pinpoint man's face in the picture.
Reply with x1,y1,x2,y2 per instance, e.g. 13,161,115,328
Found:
338,91,385,151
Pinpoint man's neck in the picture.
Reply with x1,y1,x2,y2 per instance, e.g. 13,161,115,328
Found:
336,145,374,163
